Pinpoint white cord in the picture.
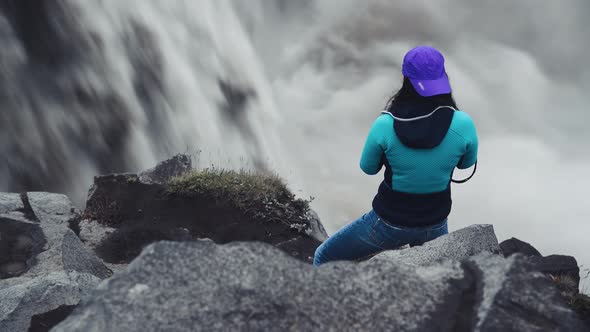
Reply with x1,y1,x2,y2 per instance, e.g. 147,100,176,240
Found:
381,106,457,122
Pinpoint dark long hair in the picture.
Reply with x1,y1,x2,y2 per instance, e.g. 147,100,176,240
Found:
385,77,457,111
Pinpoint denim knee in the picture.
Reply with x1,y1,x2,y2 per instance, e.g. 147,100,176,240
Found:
313,242,325,267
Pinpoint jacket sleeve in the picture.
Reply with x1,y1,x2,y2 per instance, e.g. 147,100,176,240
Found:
360,116,387,175
457,114,478,169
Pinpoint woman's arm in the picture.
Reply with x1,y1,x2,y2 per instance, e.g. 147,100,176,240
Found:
457,113,478,169
360,116,388,175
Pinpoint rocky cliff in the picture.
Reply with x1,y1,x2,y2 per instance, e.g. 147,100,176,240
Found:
0,156,587,332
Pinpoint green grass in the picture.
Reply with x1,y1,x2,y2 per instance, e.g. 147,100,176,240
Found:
167,168,312,229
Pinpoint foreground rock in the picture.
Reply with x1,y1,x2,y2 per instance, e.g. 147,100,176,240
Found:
0,194,44,279
0,272,100,332
83,155,327,265
21,193,110,279
0,192,109,331
500,238,581,291
371,224,501,265
54,241,586,332
500,238,542,257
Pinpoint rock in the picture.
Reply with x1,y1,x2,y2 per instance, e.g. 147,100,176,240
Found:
500,238,542,257
466,254,586,331
24,193,110,279
53,241,585,332
1,192,110,280
371,224,501,265
500,238,581,291
304,209,328,242
29,305,77,332
84,156,324,264
27,192,76,227
78,219,116,253
27,229,111,279
0,193,32,222
0,271,100,332
0,217,45,279
138,154,192,185
53,241,469,332
0,192,110,331
529,255,581,290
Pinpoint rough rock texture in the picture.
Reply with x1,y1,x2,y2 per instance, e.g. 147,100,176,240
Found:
528,255,581,290
0,192,110,331
0,193,35,222
78,219,116,253
2,192,108,280
24,193,110,279
138,154,192,185
0,271,100,332
83,155,325,264
0,217,44,279
500,238,581,291
371,224,501,265
466,254,587,331
53,241,586,332
500,238,542,257
305,209,328,242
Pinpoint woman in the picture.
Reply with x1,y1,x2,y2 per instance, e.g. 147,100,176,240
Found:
313,46,478,266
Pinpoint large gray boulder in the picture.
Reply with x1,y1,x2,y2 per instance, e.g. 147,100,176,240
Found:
372,224,501,265
0,271,100,332
53,240,585,332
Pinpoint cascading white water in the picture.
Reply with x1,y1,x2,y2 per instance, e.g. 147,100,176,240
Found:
1,0,589,290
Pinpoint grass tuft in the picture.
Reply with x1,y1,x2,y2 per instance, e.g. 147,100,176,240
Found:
167,168,312,229
550,274,590,322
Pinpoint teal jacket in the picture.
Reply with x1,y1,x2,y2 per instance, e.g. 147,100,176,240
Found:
360,107,478,226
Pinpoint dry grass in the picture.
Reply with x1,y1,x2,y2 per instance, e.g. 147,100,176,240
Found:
167,168,312,229
550,274,590,322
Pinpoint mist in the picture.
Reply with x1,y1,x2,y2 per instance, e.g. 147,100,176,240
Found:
1,0,588,289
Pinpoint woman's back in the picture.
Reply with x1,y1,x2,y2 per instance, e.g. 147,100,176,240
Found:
362,109,478,194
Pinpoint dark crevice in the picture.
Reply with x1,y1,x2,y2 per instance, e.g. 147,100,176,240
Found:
0,217,45,279
450,261,485,332
495,299,560,330
95,227,193,264
28,305,77,332
67,214,82,237
19,192,39,222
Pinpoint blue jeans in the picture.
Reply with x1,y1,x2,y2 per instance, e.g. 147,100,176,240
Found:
313,209,448,266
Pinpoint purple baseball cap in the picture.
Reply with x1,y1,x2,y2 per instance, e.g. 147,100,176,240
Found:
402,46,451,97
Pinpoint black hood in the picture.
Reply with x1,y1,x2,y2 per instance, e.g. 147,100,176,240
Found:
389,101,454,149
